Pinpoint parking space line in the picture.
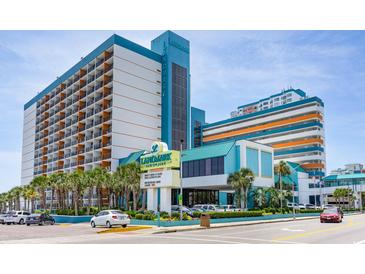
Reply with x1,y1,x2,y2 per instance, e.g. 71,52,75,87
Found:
139,234,244,244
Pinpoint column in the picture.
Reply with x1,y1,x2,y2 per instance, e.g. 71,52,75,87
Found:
159,188,172,214
147,188,158,212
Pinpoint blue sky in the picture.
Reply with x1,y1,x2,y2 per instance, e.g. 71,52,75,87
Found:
0,30,364,193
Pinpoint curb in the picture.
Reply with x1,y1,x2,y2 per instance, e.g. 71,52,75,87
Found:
152,216,319,234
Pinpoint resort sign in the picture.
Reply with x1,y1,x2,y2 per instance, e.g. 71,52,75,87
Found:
140,141,180,171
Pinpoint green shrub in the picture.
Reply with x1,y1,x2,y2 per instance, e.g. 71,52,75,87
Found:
123,210,137,217
299,209,323,214
193,212,202,218
159,211,169,218
207,211,263,219
135,213,143,220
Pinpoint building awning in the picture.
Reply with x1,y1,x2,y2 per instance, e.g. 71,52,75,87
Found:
118,150,146,166
286,161,306,173
182,140,235,162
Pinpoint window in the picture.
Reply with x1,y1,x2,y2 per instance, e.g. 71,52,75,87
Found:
246,147,259,176
182,157,224,178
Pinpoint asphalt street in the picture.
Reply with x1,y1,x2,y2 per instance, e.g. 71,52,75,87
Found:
2,214,365,244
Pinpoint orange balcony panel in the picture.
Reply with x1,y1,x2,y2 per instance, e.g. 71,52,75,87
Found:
61,83,66,90
104,51,112,60
301,163,325,169
80,69,87,77
203,113,323,143
272,138,324,149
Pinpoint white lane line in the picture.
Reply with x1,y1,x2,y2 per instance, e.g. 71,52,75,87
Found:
281,228,305,232
139,234,245,244
173,234,303,244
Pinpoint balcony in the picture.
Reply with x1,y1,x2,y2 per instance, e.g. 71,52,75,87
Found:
93,155,101,162
94,130,102,137
86,134,93,141
95,119,102,126
85,158,93,164
71,162,77,167
64,163,70,168
71,151,77,156
94,143,102,150
85,146,93,152
96,58,104,68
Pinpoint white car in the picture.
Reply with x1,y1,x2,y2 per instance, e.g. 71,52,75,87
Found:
90,210,130,228
217,205,241,212
287,203,300,210
4,211,31,225
200,204,221,212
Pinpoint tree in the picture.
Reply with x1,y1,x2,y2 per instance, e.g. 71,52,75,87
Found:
124,162,142,211
274,161,291,213
228,168,255,209
266,187,280,208
253,187,267,209
30,175,49,210
67,170,87,216
84,169,97,215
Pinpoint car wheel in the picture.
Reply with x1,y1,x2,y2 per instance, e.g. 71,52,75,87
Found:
91,221,96,228
19,219,24,225
51,220,55,225
26,224,30,226
106,221,112,228
122,224,127,228
320,220,323,223
39,220,45,226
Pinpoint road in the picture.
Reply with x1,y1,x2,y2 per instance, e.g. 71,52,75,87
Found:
2,214,365,244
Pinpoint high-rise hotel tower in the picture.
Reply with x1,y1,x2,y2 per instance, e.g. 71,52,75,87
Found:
21,31,191,185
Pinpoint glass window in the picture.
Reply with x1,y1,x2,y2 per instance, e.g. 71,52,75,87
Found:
193,160,200,177
199,159,206,176
188,161,194,177
205,158,211,176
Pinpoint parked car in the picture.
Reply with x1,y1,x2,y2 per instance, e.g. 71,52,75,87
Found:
305,204,316,209
287,203,300,210
4,211,31,225
320,208,343,223
200,204,220,212
191,205,205,212
322,204,336,209
217,205,241,212
90,210,130,228
26,213,55,226
0,213,7,224
298,204,306,210
171,205,193,217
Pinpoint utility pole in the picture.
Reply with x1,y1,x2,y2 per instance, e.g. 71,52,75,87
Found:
179,139,184,221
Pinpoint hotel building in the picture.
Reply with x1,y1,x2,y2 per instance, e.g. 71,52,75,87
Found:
21,31,191,185
200,89,326,179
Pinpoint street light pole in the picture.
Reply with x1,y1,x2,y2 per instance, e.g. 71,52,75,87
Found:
179,139,184,221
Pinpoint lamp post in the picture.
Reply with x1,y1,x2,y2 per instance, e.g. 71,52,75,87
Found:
179,139,184,221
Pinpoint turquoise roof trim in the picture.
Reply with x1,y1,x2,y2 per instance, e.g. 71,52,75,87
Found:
203,96,324,129
24,34,162,110
119,150,146,166
324,173,365,181
182,140,235,162
286,161,306,173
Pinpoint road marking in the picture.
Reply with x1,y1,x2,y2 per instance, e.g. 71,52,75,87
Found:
141,234,244,244
273,218,355,241
354,239,365,244
97,226,152,234
175,233,303,244
281,228,305,232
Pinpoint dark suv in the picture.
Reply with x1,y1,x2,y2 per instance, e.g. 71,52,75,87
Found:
26,213,55,226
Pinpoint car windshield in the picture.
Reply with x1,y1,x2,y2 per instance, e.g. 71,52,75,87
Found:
193,205,202,209
110,210,123,214
323,209,337,214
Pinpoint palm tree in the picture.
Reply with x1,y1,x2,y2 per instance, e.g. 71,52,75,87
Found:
68,170,87,216
11,187,22,210
124,162,142,211
0,193,7,212
274,161,291,213
266,187,280,208
23,185,38,213
114,165,127,209
253,187,267,209
84,169,97,214
30,175,49,210
228,168,255,210
93,167,108,209
48,173,60,212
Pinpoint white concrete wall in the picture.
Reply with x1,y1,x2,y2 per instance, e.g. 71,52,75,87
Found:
21,103,36,185
111,44,162,164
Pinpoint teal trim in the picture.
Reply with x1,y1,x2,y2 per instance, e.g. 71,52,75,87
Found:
261,151,273,178
246,147,259,176
202,97,324,129
286,161,306,173
24,34,162,110
182,140,235,162
274,145,324,156
235,145,241,171
119,150,146,165
324,173,365,181
223,142,237,174
52,215,93,223
204,122,323,145
238,88,307,109
151,31,191,149
219,192,228,205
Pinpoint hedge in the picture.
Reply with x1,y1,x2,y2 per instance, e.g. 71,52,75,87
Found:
298,209,323,214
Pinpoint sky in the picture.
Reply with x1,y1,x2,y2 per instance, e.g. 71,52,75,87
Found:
0,30,364,193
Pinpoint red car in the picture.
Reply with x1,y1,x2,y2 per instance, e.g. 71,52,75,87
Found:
320,208,343,223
